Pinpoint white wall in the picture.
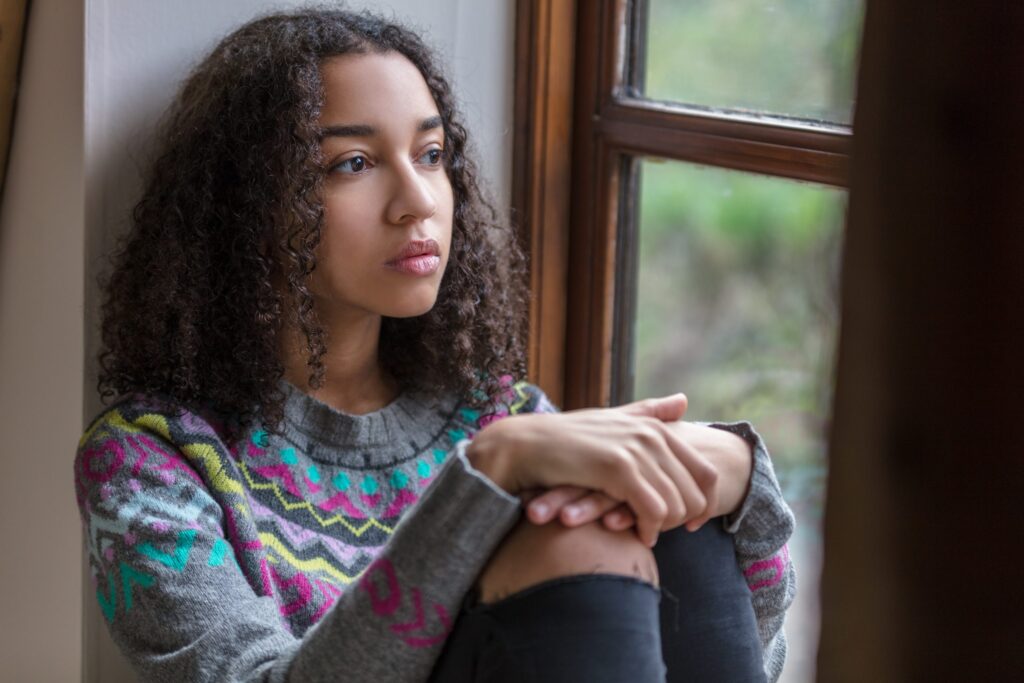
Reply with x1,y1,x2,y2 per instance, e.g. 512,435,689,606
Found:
0,1,85,681
80,1,515,681
0,0,514,680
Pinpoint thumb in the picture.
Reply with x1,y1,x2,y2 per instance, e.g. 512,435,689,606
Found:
618,393,688,422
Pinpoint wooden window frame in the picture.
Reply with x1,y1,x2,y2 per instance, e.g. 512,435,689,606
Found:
514,0,853,410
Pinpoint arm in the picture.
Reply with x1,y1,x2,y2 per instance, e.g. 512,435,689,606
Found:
519,415,751,533
466,391,721,549
74,404,521,682
701,420,797,683
535,417,796,682
501,388,795,683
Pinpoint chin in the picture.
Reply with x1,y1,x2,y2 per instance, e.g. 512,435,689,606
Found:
380,290,441,319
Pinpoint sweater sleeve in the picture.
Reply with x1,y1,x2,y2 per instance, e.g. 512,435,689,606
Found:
703,420,797,683
74,408,522,682
509,384,796,680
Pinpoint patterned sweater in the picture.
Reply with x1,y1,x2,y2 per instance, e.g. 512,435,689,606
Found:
73,379,795,682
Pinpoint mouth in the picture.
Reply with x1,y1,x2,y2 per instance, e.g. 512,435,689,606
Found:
385,238,442,276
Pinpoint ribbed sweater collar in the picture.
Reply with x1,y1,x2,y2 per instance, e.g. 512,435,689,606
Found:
279,381,461,468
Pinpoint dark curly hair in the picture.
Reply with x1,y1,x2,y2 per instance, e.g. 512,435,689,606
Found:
97,6,528,432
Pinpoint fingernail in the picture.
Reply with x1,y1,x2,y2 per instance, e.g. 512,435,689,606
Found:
606,512,621,525
564,505,581,520
532,503,549,518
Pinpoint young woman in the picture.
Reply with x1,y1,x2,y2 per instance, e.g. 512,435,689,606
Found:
74,8,795,682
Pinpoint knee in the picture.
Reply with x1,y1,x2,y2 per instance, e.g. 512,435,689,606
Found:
476,517,659,604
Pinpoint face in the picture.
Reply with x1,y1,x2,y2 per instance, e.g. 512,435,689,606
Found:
310,51,455,322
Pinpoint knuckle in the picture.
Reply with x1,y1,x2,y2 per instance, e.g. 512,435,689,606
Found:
603,451,633,477
665,507,686,528
635,422,664,448
701,465,720,488
649,495,668,522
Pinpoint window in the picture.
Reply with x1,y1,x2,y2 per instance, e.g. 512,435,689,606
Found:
513,1,863,680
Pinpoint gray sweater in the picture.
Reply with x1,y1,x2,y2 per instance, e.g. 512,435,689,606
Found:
73,380,795,681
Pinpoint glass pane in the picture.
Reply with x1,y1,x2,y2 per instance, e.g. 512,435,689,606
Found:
633,159,843,683
642,0,864,124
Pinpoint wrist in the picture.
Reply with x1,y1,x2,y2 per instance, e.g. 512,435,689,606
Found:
465,420,519,494
676,422,753,517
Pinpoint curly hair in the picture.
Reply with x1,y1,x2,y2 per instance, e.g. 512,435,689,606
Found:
97,6,529,432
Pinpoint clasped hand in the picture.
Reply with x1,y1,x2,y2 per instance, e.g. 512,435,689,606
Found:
467,394,752,548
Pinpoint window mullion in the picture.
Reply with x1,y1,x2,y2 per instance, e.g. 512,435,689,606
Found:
600,101,851,187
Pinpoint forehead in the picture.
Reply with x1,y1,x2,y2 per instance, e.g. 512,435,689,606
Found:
318,51,440,127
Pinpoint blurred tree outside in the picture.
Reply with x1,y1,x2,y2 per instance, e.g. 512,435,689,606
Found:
634,2,862,681
635,158,843,683
644,0,862,122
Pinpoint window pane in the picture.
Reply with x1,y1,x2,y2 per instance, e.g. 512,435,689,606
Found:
633,159,843,683
642,0,864,124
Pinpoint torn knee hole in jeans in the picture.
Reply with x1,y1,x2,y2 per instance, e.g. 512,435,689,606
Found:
479,571,662,609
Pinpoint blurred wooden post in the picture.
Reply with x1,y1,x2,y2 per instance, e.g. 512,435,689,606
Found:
0,0,29,199
513,0,577,407
819,2,1024,680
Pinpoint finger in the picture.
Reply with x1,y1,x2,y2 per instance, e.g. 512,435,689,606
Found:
638,421,712,528
618,417,692,527
525,485,589,524
558,491,622,527
604,454,669,548
601,503,636,531
629,437,688,532
653,421,718,527
618,393,688,422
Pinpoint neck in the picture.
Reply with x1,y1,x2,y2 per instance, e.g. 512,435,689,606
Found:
281,310,399,415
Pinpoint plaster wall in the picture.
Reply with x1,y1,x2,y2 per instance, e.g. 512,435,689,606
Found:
0,1,85,680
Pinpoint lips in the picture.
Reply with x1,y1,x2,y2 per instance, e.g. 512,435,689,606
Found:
386,239,441,264
385,239,442,276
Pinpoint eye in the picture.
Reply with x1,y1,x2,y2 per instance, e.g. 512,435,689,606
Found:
332,155,370,175
418,147,446,166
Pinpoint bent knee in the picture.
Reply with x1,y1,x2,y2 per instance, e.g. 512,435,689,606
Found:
476,518,659,604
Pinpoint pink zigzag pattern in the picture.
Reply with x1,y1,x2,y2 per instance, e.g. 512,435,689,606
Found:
312,579,343,622
248,496,364,564
743,544,791,592
317,490,366,518
382,489,419,518
252,464,305,498
270,564,313,617
257,556,274,599
129,434,203,485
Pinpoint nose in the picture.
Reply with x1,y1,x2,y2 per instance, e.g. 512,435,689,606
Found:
385,159,438,225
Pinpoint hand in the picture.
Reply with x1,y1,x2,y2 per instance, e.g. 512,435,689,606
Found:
523,421,755,533
466,393,719,547
520,485,638,531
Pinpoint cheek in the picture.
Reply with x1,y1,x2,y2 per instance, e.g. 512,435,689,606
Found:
319,195,373,253
439,179,456,241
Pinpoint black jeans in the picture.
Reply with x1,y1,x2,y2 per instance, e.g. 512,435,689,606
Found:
429,519,765,682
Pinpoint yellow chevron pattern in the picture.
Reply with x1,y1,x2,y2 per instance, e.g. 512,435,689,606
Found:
509,381,533,413
258,532,355,585
238,460,395,537
79,408,137,447
81,409,254,519
179,442,245,495
133,413,172,441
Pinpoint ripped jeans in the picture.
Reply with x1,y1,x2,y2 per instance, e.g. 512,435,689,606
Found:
429,519,766,682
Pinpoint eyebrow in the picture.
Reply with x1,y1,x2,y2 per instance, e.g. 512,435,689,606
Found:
320,115,443,139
